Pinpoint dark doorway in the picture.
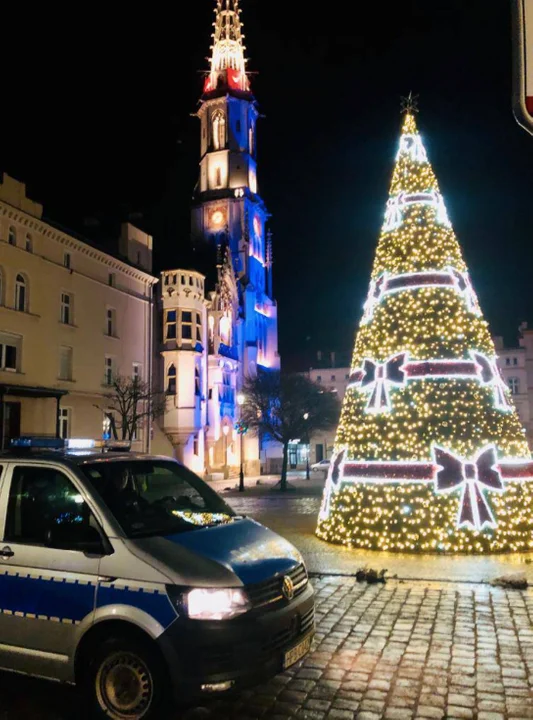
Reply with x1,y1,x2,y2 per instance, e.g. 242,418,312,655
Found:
1,402,21,449
315,444,324,462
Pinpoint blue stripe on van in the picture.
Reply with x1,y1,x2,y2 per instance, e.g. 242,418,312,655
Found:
96,585,177,629
0,571,95,622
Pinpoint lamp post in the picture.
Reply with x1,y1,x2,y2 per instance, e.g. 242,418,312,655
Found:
222,425,229,480
303,412,310,480
237,393,246,492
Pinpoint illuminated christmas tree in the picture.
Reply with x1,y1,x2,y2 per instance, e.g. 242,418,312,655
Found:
317,104,533,553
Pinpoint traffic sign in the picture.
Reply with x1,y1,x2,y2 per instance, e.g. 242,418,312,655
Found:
513,0,533,134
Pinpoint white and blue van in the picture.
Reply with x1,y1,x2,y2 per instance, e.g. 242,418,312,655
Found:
0,438,315,719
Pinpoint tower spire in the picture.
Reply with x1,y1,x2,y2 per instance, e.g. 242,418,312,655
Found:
204,0,250,95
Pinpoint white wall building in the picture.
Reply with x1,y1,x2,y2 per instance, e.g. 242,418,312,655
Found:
495,323,533,450
0,173,157,450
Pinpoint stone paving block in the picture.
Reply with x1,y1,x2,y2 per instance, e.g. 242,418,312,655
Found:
415,707,446,719
446,706,474,719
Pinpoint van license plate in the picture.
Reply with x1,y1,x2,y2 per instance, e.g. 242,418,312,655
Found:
283,633,313,669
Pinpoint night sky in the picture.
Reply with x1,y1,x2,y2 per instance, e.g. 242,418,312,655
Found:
2,1,533,364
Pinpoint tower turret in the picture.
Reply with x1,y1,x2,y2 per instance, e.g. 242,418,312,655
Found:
204,0,250,96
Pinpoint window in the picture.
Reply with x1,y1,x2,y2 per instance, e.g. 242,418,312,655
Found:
167,364,176,395
59,408,71,438
249,122,255,155
108,273,115,287
132,363,142,381
236,119,241,133
215,167,222,187
165,310,177,340
0,333,20,371
181,311,193,341
193,435,199,456
8,227,16,246
331,375,336,381
509,377,520,395
219,314,231,346
15,274,27,312
316,376,322,383
513,357,518,366
5,466,93,546
64,252,71,269
196,312,202,342
505,358,511,365
104,356,114,385
0,268,3,305
212,110,226,150
345,374,350,381
195,366,201,396
25,234,33,253
59,345,73,381
60,292,72,324
81,460,233,538
106,308,117,337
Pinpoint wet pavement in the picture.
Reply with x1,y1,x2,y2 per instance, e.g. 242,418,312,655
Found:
217,473,533,585
1,576,533,719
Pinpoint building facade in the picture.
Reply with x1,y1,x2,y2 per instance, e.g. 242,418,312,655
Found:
0,173,157,450
495,322,533,450
157,0,280,476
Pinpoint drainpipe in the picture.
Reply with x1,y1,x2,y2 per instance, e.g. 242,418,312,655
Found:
147,281,154,454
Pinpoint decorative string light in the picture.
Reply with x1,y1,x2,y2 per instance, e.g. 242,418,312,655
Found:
316,111,533,553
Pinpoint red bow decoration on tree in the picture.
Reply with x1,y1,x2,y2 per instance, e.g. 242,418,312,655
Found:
361,353,407,412
433,445,504,529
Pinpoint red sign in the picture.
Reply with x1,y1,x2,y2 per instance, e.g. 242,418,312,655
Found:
513,0,533,134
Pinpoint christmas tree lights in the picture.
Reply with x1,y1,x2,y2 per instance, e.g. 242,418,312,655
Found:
317,110,533,553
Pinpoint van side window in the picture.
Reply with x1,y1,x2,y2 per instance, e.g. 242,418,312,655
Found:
5,466,90,545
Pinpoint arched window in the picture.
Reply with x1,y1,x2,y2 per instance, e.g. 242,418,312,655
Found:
15,274,27,312
8,227,16,246
25,234,33,252
249,121,255,155
212,111,226,150
219,314,231,346
167,364,177,395
195,366,201,396
215,167,222,188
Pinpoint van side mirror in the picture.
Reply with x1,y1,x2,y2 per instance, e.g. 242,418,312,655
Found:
46,522,105,555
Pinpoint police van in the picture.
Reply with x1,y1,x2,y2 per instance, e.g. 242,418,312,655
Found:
0,437,315,719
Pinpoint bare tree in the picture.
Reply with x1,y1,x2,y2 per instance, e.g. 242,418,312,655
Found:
240,370,340,491
96,376,166,443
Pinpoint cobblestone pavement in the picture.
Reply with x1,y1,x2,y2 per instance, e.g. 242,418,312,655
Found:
1,576,533,719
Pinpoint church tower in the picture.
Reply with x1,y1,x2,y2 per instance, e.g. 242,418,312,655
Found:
188,0,279,475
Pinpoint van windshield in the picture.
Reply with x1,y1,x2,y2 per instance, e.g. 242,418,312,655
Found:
81,459,235,538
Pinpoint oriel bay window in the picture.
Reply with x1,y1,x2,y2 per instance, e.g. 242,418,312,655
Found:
167,364,177,395
165,310,177,340
181,311,193,342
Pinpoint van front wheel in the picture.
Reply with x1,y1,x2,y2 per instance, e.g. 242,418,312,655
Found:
86,635,171,720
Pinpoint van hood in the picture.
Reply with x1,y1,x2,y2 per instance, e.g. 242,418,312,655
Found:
128,518,303,587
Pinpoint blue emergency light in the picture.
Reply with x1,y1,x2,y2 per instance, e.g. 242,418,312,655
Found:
10,437,66,450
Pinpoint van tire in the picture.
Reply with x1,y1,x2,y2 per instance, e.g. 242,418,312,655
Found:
83,634,172,720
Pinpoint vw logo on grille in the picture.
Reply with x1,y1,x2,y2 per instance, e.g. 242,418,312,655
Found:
282,575,295,601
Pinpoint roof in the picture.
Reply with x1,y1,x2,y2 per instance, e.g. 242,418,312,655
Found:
0,450,166,466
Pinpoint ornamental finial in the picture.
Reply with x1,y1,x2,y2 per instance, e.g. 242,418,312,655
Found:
400,92,419,115
205,0,249,93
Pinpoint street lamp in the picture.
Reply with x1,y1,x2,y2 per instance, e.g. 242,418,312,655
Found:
237,393,246,492
303,412,310,480
222,424,229,480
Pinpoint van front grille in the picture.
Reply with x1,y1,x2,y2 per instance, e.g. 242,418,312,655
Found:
246,563,308,609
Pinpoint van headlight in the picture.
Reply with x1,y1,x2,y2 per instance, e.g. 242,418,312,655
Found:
185,588,251,620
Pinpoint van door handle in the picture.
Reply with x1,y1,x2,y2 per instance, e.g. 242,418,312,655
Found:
0,547,14,558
